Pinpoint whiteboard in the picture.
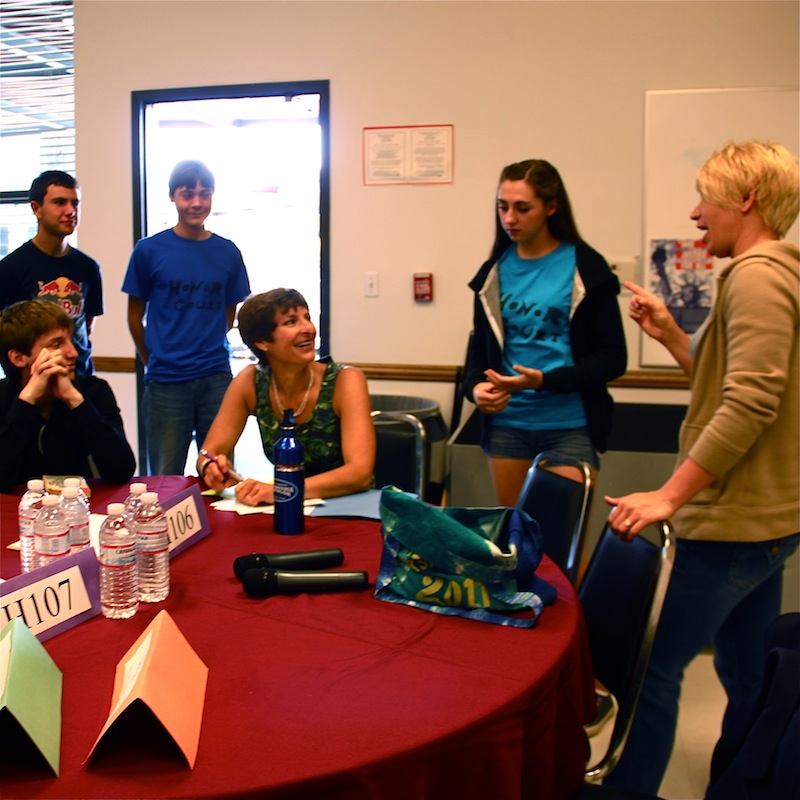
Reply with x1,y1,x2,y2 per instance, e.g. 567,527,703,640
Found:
642,88,800,367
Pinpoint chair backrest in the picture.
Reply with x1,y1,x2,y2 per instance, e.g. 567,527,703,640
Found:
580,520,676,782
515,451,594,585
371,410,427,498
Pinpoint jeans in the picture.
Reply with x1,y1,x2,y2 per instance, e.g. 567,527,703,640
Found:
604,532,800,795
142,372,231,476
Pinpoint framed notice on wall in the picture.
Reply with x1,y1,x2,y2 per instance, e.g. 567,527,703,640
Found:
363,125,453,185
642,87,799,367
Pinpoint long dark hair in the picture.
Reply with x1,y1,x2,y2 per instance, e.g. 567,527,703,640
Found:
489,159,584,262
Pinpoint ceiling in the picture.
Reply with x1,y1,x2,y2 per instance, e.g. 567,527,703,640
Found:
0,0,74,137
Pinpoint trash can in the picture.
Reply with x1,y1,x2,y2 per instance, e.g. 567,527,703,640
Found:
445,407,497,507
370,395,448,502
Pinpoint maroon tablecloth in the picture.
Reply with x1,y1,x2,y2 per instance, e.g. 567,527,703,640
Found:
1,477,595,800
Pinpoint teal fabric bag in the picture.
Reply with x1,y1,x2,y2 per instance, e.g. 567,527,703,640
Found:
375,487,556,627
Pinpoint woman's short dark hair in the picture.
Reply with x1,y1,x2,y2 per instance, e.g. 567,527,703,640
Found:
168,160,215,195
237,289,308,367
489,159,584,262
29,171,78,204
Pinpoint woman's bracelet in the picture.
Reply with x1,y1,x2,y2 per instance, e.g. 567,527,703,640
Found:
199,457,213,478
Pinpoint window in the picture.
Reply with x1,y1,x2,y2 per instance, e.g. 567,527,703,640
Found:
0,0,76,258
0,0,76,378
132,81,330,354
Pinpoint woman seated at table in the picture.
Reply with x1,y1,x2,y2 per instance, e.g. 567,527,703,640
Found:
197,288,376,506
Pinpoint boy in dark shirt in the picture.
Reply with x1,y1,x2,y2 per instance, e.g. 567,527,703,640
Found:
0,300,135,492
0,170,104,376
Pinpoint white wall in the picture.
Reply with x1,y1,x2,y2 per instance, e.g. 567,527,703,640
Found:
76,0,797,428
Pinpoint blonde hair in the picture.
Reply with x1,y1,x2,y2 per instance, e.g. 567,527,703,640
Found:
696,141,799,238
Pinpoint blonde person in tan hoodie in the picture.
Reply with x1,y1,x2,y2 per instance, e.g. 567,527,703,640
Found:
603,141,800,795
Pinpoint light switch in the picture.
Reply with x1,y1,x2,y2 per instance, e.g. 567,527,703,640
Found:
363,272,379,297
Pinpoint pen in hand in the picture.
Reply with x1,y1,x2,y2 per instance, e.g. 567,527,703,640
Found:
200,449,244,483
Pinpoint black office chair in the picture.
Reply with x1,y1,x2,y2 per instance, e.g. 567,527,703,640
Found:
578,519,676,787
515,451,593,586
371,410,427,498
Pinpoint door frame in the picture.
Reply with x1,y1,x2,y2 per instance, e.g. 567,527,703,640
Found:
130,79,330,470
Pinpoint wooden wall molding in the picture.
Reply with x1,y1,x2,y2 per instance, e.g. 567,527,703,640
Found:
95,356,689,390
349,363,458,383
609,369,689,390
93,356,136,373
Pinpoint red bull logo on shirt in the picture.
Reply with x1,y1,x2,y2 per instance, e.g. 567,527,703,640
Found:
37,276,84,318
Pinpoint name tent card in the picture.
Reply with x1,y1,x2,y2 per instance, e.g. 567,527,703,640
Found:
162,484,211,558
0,618,63,776
0,549,100,641
86,610,208,769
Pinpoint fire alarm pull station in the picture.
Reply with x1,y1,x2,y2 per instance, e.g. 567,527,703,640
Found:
414,273,433,302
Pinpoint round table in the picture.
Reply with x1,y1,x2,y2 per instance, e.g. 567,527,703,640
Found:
0,477,595,799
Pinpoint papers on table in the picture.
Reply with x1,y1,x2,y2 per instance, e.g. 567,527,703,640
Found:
309,489,383,520
208,496,325,516
205,488,386,519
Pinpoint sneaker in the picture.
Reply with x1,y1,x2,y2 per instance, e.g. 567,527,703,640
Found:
584,690,617,737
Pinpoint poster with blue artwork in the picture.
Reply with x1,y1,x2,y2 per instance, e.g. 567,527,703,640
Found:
649,238,713,335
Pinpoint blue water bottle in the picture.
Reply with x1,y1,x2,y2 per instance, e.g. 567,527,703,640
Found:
274,409,305,534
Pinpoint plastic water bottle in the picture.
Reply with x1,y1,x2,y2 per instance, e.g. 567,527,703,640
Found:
34,495,70,568
98,503,139,619
274,409,305,534
133,492,170,602
62,477,90,513
60,486,92,554
18,479,47,573
123,481,148,523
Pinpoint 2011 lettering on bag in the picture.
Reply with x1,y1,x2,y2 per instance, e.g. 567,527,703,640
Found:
416,575,491,609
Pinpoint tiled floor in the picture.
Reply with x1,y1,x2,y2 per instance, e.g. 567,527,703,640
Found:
661,653,727,799
590,652,727,799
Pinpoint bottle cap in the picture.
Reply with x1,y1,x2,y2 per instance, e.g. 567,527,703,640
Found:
107,503,125,516
130,482,147,494
42,495,60,506
62,487,79,499
141,491,159,503
27,479,45,491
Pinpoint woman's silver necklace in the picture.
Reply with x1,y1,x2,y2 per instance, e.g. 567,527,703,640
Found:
272,370,314,416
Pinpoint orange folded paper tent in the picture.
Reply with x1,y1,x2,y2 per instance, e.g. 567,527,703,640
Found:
85,610,209,769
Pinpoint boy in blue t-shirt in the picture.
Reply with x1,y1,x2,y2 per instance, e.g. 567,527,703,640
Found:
122,160,251,475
